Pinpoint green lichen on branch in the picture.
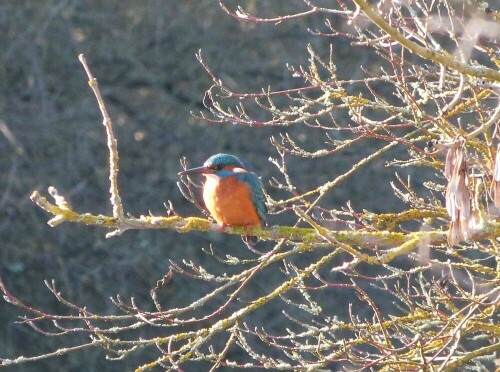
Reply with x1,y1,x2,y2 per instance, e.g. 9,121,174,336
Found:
31,188,451,255
32,185,500,266
362,208,449,231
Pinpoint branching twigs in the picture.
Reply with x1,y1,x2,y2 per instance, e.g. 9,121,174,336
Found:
137,248,342,371
4,0,500,370
352,0,500,82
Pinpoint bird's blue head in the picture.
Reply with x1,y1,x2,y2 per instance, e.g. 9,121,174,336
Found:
203,153,246,171
179,153,247,176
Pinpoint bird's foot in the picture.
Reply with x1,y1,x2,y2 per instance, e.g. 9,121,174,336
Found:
241,224,264,254
241,235,264,255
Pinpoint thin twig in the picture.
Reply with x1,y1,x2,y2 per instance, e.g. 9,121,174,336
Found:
78,54,125,234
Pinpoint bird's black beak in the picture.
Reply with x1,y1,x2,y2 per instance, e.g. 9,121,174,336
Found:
178,166,215,176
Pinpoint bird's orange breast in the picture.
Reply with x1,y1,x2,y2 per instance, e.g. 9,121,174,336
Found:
203,175,262,227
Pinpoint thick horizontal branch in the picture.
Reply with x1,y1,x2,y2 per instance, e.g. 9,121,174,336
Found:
31,188,450,250
31,188,500,262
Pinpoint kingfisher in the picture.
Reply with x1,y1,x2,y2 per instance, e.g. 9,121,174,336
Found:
179,153,267,234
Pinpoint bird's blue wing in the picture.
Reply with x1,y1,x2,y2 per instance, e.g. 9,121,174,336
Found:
239,172,267,224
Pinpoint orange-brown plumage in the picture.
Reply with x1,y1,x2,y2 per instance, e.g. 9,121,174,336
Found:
203,171,262,227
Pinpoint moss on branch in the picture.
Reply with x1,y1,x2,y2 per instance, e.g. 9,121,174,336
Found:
362,208,449,231
31,188,452,261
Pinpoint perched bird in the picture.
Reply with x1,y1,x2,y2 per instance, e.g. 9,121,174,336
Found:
179,153,267,234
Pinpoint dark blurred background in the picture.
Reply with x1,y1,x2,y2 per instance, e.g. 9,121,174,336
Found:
0,1,412,370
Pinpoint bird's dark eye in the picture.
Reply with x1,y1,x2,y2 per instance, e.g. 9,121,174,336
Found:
209,164,224,171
